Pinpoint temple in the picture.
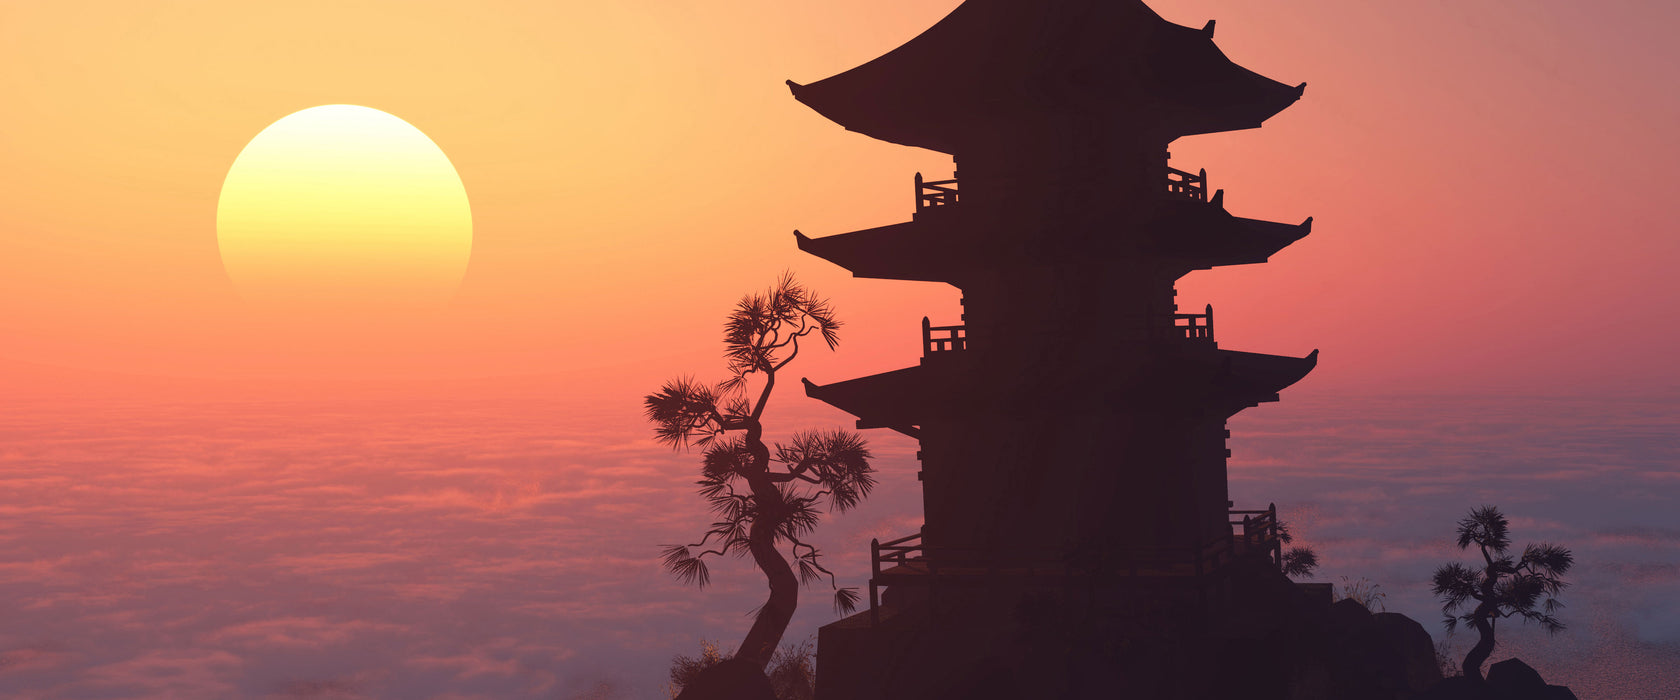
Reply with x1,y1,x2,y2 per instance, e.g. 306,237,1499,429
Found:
791,1,1321,697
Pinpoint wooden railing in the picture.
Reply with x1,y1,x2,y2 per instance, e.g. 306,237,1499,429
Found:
865,504,1283,623
922,317,967,354
913,168,1206,210
1174,304,1215,341
915,172,959,212
921,311,1207,356
1166,166,1208,202
870,532,920,622
1229,503,1283,569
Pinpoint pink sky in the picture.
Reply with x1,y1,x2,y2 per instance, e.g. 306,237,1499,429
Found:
1,1,1677,698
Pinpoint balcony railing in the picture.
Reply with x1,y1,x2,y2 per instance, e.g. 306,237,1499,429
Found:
1166,166,1208,202
922,310,1208,357
868,532,1235,624
912,168,1208,211
915,172,959,212
865,503,1286,624
922,317,966,354
1229,503,1283,569
1173,304,1215,342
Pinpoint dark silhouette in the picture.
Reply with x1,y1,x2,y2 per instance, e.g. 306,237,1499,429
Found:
645,275,874,673
785,0,1329,695
668,639,815,700
1431,506,1573,681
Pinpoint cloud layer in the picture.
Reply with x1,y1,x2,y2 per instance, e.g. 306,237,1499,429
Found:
0,391,1673,698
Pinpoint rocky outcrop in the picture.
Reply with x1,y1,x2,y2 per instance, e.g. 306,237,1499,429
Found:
1315,598,1443,697
817,555,1463,700
1373,612,1442,693
1413,658,1577,700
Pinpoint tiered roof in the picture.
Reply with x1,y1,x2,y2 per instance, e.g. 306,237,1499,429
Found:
803,348,1317,435
788,0,1304,153
795,207,1312,283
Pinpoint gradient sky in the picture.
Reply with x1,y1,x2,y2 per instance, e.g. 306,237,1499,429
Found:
1,0,1675,395
1,1,1677,698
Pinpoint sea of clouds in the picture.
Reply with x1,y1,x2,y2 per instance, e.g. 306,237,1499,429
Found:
0,389,1673,698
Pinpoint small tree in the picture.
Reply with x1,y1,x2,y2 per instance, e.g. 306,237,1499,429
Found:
1276,520,1319,579
646,275,874,670
1431,505,1573,681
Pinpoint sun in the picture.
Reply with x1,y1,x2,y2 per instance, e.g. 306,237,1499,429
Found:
216,105,472,312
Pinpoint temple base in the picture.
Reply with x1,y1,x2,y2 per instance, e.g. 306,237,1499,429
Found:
815,555,1439,700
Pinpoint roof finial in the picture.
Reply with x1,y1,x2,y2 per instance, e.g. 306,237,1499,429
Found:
1202,20,1216,37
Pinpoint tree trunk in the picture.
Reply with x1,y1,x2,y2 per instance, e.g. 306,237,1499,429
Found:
736,512,799,669
1463,557,1500,682
735,435,798,670
1462,613,1496,681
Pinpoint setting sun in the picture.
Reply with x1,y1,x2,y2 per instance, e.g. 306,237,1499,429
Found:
1,1,1675,696
215,104,471,311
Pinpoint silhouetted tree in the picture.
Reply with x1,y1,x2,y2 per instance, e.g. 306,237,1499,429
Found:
1431,505,1573,681
647,275,873,670
1276,520,1320,579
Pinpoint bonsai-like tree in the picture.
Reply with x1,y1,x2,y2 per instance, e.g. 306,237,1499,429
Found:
1431,505,1573,681
1277,520,1319,579
646,275,874,670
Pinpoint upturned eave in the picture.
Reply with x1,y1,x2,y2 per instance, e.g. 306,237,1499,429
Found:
1150,200,1313,269
1211,348,1318,405
788,0,1304,153
801,370,928,438
794,227,961,284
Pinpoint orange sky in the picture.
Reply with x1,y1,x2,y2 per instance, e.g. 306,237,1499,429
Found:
2,0,1676,399
1,4,1677,696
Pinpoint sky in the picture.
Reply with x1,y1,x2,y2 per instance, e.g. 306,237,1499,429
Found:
2,0,1675,395
1,0,1677,698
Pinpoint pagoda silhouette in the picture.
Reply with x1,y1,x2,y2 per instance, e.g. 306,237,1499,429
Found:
790,1,1320,697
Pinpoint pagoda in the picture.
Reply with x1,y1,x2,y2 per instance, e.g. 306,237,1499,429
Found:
791,1,1317,697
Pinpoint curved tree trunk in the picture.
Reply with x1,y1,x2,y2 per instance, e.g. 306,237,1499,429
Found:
1463,558,1500,682
735,433,798,670
736,510,799,669
1462,613,1496,681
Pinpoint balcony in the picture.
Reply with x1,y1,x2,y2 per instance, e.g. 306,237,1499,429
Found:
1171,304,1215,342
1229,503,1284,568
914,172,959,212
921,308,1209,359
1166,166,1208,202
864,503,1286,624
922,317,967,355
913,168,1209,211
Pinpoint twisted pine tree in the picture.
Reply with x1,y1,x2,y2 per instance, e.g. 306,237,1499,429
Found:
1431,505,1573,681
646,275,874,670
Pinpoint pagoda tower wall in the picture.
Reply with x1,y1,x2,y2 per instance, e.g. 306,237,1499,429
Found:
913,380,1238,566
950,119,1170,209
898,164,1242,564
